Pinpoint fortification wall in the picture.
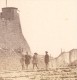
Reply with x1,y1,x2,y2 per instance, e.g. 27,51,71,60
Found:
69,49,77,63
51,49,77,68
0,7,31,71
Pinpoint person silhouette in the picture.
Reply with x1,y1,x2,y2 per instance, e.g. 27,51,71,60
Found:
25,52,31,69
44,51,49,70
32,53,38,69
20,55,25,70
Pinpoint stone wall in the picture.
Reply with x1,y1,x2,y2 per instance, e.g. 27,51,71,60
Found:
51,49,77,68
69,49,77,63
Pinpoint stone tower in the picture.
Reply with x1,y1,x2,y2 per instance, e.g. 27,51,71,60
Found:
0,7,31,71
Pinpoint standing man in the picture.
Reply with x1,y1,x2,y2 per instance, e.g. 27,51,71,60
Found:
44,51,49,70
25,52,31,69
20,55,25,70
32,53,38,69
20,49,25,70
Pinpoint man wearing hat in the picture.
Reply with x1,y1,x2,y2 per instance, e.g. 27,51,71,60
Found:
32,53,38,69
44,51,49,70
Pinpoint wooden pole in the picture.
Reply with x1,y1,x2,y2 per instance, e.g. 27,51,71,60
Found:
6,0,7,7
61,48,62,53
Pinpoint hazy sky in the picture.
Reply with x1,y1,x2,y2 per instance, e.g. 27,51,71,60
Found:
0,0,77,57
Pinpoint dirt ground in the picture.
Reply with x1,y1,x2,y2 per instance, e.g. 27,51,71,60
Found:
0,67,77,80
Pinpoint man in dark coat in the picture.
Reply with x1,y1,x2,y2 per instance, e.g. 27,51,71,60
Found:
44,51,49,70
25,52,31,69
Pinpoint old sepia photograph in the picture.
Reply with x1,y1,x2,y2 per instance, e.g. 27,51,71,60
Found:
0,0,77,80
